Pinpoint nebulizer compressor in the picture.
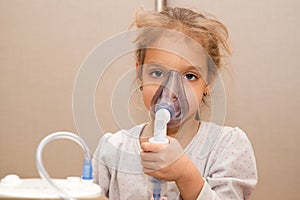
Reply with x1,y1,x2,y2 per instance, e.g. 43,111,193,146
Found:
148,70,189,200
0,131,106,200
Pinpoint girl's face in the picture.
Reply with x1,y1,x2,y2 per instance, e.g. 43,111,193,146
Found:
137,43,209,123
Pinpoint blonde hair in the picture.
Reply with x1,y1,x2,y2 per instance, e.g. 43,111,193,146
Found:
133,7,232,82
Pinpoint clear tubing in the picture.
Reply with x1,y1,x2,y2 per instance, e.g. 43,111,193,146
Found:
36,131,92,200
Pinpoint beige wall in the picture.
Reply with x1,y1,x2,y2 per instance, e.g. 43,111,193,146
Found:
0,0,299,199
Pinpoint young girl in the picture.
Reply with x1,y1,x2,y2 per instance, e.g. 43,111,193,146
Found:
93,7,257,200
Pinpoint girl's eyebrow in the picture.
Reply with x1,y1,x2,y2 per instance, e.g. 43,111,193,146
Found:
144,61,165,66
184,65,204,74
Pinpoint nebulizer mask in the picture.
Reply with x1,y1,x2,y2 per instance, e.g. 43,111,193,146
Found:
150,69,189,136
146,69,189,200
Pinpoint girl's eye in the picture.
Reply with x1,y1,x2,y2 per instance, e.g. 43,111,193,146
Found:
150,70,164,78
184,73,198,81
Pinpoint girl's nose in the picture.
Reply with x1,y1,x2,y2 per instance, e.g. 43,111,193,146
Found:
160,88,178,102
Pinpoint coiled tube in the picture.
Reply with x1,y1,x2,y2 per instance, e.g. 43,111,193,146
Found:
36,131,93,200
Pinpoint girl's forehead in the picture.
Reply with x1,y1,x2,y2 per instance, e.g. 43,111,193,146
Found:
144,49,196,68
147,34,208,69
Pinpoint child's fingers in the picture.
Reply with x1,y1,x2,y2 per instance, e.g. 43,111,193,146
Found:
141,161,157,172
141,142,166,152
140,151,155,161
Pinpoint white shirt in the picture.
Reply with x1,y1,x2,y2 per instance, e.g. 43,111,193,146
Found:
93,121,257,200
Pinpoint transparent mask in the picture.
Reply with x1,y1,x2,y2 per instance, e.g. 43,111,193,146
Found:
147,69,189,128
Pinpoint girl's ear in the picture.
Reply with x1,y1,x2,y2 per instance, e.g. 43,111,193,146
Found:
203,85,210,96
205,72,216,95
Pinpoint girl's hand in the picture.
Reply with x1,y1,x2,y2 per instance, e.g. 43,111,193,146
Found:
140,137,189,182
141,137,204,199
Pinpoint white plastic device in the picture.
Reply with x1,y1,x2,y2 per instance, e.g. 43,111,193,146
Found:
149,108,171,144
0,174,103,199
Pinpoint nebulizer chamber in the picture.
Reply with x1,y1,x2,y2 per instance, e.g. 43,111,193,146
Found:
148,70,189,199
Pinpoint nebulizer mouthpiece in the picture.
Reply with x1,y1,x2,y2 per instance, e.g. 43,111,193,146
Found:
148,70,189,199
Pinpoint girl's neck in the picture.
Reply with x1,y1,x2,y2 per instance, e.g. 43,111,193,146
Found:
140,115,201,148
